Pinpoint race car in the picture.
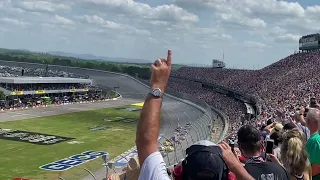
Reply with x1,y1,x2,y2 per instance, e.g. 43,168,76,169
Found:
164,140,171,146
165,146,174,152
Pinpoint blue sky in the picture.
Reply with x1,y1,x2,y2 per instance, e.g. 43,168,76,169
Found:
0,0,319,69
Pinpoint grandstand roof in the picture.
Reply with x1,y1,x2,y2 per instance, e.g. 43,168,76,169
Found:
0,77,92,84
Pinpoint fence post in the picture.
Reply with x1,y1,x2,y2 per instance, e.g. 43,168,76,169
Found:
84,168,97,180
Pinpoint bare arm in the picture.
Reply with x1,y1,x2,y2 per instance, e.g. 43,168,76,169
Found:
136,95,162,166
136,50,172,166
219,142,255,180
264,122,276,133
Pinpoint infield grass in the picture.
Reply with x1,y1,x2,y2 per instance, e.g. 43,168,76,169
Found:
0,106,141,180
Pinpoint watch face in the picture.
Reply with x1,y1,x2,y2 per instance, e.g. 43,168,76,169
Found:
153,89,161,97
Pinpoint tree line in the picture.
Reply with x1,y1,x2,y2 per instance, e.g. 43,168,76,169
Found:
0,54,151,79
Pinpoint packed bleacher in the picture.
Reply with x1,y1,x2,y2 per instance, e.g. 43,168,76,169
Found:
108,51,320,180
1,83,89,91
0,65,88,78
173,52,320,131
167,78,246,137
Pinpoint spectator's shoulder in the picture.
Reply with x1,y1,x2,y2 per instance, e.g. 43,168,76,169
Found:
307,133,320,144
139,152,170,180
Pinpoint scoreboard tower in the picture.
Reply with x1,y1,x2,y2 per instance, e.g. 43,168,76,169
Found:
299,33,320,52
212,59,225,68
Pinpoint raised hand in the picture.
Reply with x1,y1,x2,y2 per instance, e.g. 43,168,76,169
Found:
150,50,172,92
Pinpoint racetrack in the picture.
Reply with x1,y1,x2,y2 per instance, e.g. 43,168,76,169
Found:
0,60,219,179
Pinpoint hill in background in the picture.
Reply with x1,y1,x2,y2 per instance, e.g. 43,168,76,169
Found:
0,48,186,72
47,51,151,64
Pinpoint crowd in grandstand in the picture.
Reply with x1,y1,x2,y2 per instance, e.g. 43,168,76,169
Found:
172,52,320,134
106,50,320,180
0,65,112,111
0,83,90,91
167,79,246,137
0,92,106,110
0,65,88,78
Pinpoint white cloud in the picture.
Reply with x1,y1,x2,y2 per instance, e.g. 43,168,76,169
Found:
81,15,122,29
0,17,29,26
0,0,11,8
218,13,267,28
274,33,301,43
19,1,70,12
82,0,198,23
1,0,320,68
54,15,74,25
244,41,269,49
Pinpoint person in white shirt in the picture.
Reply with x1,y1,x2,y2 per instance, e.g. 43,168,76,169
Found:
136,50,254,180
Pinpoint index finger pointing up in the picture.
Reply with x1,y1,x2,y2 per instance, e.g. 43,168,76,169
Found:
167,49,172,67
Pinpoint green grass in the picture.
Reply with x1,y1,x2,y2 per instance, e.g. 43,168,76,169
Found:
0,106,141,180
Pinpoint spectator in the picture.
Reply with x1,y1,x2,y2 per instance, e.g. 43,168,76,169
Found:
294,109,311,140
274,129,312,180
237,125,290,180
270,131,283,160
136,50,254,180
305,108,320,179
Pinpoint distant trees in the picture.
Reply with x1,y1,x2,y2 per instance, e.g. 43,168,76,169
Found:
0,53,151,79
0,91,5,100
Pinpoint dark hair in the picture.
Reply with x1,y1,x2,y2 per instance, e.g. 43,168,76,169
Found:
283,122,296,130
237,125,261,153
267,119,274,126
260,124,267,131
270,131,283,146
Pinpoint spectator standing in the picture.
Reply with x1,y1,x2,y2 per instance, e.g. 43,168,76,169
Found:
305,108,320,179
278,129,312,180
237,125,290,180
136,50,254,180
294,109,310,140
269,131,283,160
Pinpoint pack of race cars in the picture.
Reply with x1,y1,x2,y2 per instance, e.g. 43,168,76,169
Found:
158,123,191,156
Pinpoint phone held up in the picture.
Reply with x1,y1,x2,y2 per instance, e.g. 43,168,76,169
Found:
265,139,274,154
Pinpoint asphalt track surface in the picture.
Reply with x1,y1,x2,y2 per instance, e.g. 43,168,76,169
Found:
0,99,140,122
0,60,217,180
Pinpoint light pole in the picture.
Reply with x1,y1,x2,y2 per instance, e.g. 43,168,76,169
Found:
102,154,109,180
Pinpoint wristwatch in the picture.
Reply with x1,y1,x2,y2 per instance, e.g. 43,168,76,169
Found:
149,88,163,98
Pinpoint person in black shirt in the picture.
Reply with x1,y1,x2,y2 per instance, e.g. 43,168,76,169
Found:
237,125,290,180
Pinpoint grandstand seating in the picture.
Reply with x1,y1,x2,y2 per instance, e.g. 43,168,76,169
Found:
172,52,320,134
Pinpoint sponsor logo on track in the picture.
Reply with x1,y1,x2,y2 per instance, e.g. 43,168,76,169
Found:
121,118,136,123
0,128,74,145
115,107,141,112
67,141,84,144
89,126,110,131
40,150,108,171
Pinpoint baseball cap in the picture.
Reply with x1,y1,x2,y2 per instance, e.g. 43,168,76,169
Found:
271,123,283,134
182,140,227,180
